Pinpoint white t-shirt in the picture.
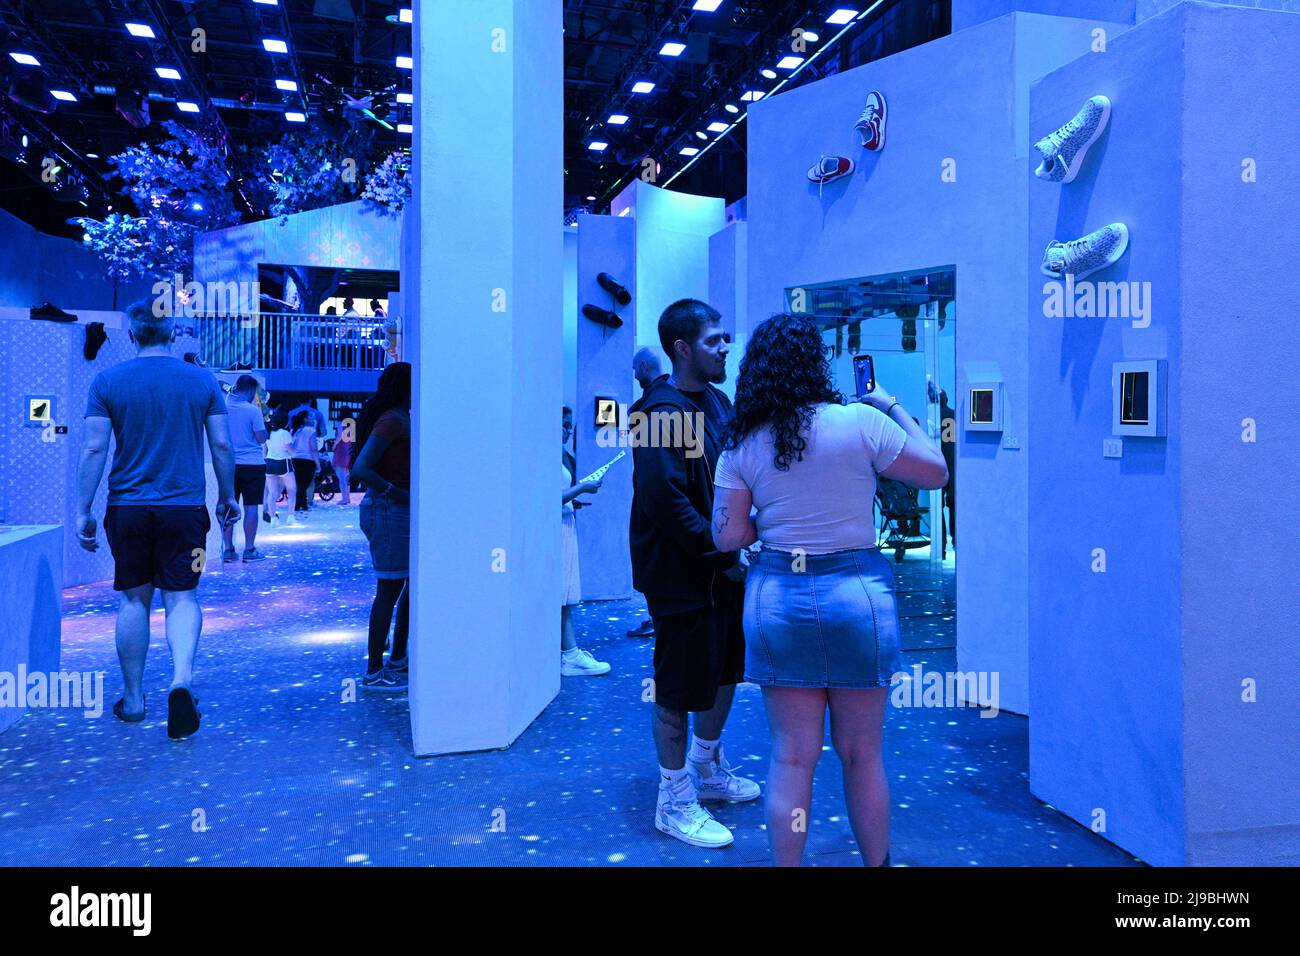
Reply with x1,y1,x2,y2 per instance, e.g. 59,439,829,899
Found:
714,402,907,554
266,429,293,461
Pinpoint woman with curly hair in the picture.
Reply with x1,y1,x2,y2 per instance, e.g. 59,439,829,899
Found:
711,313,947,867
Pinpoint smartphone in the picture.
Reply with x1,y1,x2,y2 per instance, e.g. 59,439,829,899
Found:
852,354,876,398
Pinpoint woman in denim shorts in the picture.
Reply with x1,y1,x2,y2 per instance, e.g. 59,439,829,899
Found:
351,362,412,694
712,315,949,867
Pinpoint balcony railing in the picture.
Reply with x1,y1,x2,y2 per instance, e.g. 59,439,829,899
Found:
190,312,397,372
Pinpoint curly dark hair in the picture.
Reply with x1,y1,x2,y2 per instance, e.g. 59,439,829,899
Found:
726,313,843,471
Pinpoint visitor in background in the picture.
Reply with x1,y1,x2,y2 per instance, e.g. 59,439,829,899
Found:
342,298,361,317
289,395,327,506
712,313,948,867
351,362,412,692
263,409,296,525
289,410,318,516
560,406,610,677
939,388,956,551
626,347,665,639
222,374,269,563
630,298,760,850
74,298,238,741
332,406,355,506
370,299,386,318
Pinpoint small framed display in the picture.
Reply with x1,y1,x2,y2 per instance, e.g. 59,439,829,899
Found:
964,382,1003,432
594,396,619,429
26,395,54,427
1111,360,1166,437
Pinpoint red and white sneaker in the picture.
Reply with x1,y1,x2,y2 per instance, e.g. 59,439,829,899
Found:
854,90,887,151
807,155,854,185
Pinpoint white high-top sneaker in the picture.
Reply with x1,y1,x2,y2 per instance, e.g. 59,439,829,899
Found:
1041,222,1130,281
689,746,762,803
655,774,735,848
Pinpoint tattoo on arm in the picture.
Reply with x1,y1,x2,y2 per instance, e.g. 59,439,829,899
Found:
714,506,730,536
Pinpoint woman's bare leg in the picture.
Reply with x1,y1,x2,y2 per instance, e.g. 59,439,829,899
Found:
762,686,827,866
828,687,891,865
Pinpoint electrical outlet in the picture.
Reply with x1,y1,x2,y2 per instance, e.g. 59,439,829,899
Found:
1001,434,1019,450
1103,438,1123,459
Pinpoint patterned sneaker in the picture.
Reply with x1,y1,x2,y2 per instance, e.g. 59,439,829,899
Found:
1034,94,1110,183
387,655,408,675
360,667,407,693
1041,222,1129,281
807,155,854,185
689,746,762,803
853,90,887,151
655,776,734,848
560,647,611,677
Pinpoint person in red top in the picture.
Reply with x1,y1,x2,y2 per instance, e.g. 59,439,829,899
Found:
332,406,356,506
351,363,411,693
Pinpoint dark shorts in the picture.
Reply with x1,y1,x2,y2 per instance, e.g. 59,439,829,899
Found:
234,464,267,505
651,586,745,712
265,458,289,477
104,505,212,592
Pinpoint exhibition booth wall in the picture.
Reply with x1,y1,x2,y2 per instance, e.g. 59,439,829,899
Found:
0,314,213,588
1027,2,1300,866
0,209,150,311
574,213,635,599
193,199,401,289
403,0,563,756
745,10,1126,717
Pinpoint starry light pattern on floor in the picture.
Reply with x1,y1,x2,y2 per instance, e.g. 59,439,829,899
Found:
0,502,1140,867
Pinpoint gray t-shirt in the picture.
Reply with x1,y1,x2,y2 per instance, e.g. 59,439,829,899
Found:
226,395,267,466
85,356,227,505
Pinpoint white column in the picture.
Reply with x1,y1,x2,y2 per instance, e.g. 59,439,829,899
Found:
404,0,563,755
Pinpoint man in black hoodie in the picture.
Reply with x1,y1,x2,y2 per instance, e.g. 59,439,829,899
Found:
630,298,760,849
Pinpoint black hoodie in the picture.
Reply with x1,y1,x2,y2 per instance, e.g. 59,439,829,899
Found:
628,376,740,618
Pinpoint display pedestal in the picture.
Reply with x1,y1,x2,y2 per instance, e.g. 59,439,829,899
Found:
0,525,62,733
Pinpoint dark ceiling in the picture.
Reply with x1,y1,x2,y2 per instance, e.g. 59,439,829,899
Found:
1,0,950,237
563,0,950,215
0,0,412,235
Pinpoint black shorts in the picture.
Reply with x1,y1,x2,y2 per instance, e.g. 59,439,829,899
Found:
651,587,746,712
234,464,267,505
104,505,212,592
265,458,289,477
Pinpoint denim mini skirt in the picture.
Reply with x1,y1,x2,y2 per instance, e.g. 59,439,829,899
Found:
359,495,411,579
744,546,902,689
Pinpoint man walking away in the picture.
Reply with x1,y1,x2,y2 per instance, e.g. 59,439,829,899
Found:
222,374,269,562
76,299,238,740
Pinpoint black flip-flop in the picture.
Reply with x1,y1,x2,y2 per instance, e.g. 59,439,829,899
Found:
167,687,201,740
113,696,146,723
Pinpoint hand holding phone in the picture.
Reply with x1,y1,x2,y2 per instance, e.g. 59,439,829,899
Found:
852,354,876,398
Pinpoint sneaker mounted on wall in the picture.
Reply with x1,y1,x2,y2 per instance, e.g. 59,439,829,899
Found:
1034,95,1110,183
807,155,854,185
596,272,632,306
853,91,887,151
581,303,623,329
1041,222,1129,281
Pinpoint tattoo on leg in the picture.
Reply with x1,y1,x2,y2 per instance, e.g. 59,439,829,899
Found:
654,705,688,745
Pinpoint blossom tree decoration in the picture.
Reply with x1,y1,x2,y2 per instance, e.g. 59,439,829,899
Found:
362,149,412,216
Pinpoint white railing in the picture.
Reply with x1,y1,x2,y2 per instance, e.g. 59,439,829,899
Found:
191,312,396,371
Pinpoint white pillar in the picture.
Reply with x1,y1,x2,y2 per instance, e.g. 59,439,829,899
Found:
404,0,563,755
